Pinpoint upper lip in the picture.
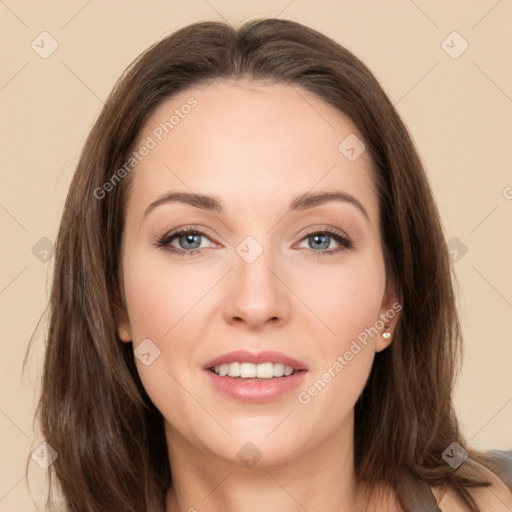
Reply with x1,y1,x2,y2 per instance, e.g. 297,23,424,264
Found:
203,350,308,371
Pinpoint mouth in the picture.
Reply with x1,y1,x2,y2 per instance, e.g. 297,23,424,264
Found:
202,350,308,402
203,349,308,377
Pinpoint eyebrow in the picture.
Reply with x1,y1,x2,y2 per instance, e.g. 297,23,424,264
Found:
143,189,370,222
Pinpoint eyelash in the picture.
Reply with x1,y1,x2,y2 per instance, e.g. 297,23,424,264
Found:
154,225,354,258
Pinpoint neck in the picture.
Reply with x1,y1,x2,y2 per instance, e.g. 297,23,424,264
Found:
164,412,378,512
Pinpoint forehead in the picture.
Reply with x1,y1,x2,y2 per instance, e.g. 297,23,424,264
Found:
127,79,378,224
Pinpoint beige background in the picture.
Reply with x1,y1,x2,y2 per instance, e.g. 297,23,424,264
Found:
1,0,511,509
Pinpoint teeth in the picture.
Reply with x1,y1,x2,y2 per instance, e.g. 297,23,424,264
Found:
240,362,257,378
256,362,273,378
273,363,284,377
212,362,297,378
227,362,240,377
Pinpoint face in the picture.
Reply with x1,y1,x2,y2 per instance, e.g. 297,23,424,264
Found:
116,79,398,467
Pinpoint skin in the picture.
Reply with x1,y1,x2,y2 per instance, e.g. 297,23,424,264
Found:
115,79,512,512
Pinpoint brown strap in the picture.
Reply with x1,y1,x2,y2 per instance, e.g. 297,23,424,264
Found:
397,451,512,511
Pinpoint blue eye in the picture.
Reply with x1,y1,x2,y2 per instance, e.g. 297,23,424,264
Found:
172,232,203,250
156,227,215,256
297,228,353,256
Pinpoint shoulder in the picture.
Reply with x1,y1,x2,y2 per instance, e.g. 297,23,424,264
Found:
431,457,512,512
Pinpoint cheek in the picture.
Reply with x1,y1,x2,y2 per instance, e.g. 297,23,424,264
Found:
120,248,210,439
293,253,385,414
121,244,208,341
120,241,224,413
294,250,386,352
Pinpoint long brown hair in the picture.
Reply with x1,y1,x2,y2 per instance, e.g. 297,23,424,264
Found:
25,18,499,512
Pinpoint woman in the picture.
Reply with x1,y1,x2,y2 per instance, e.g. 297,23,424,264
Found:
27,18,512,512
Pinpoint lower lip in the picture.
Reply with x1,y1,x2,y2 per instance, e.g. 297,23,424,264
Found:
203,370,307,403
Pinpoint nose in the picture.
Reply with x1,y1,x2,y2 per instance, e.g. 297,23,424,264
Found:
222,241,291,330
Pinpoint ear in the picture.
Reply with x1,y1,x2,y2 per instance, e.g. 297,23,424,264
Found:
112,288,132,343
375,279,401,353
